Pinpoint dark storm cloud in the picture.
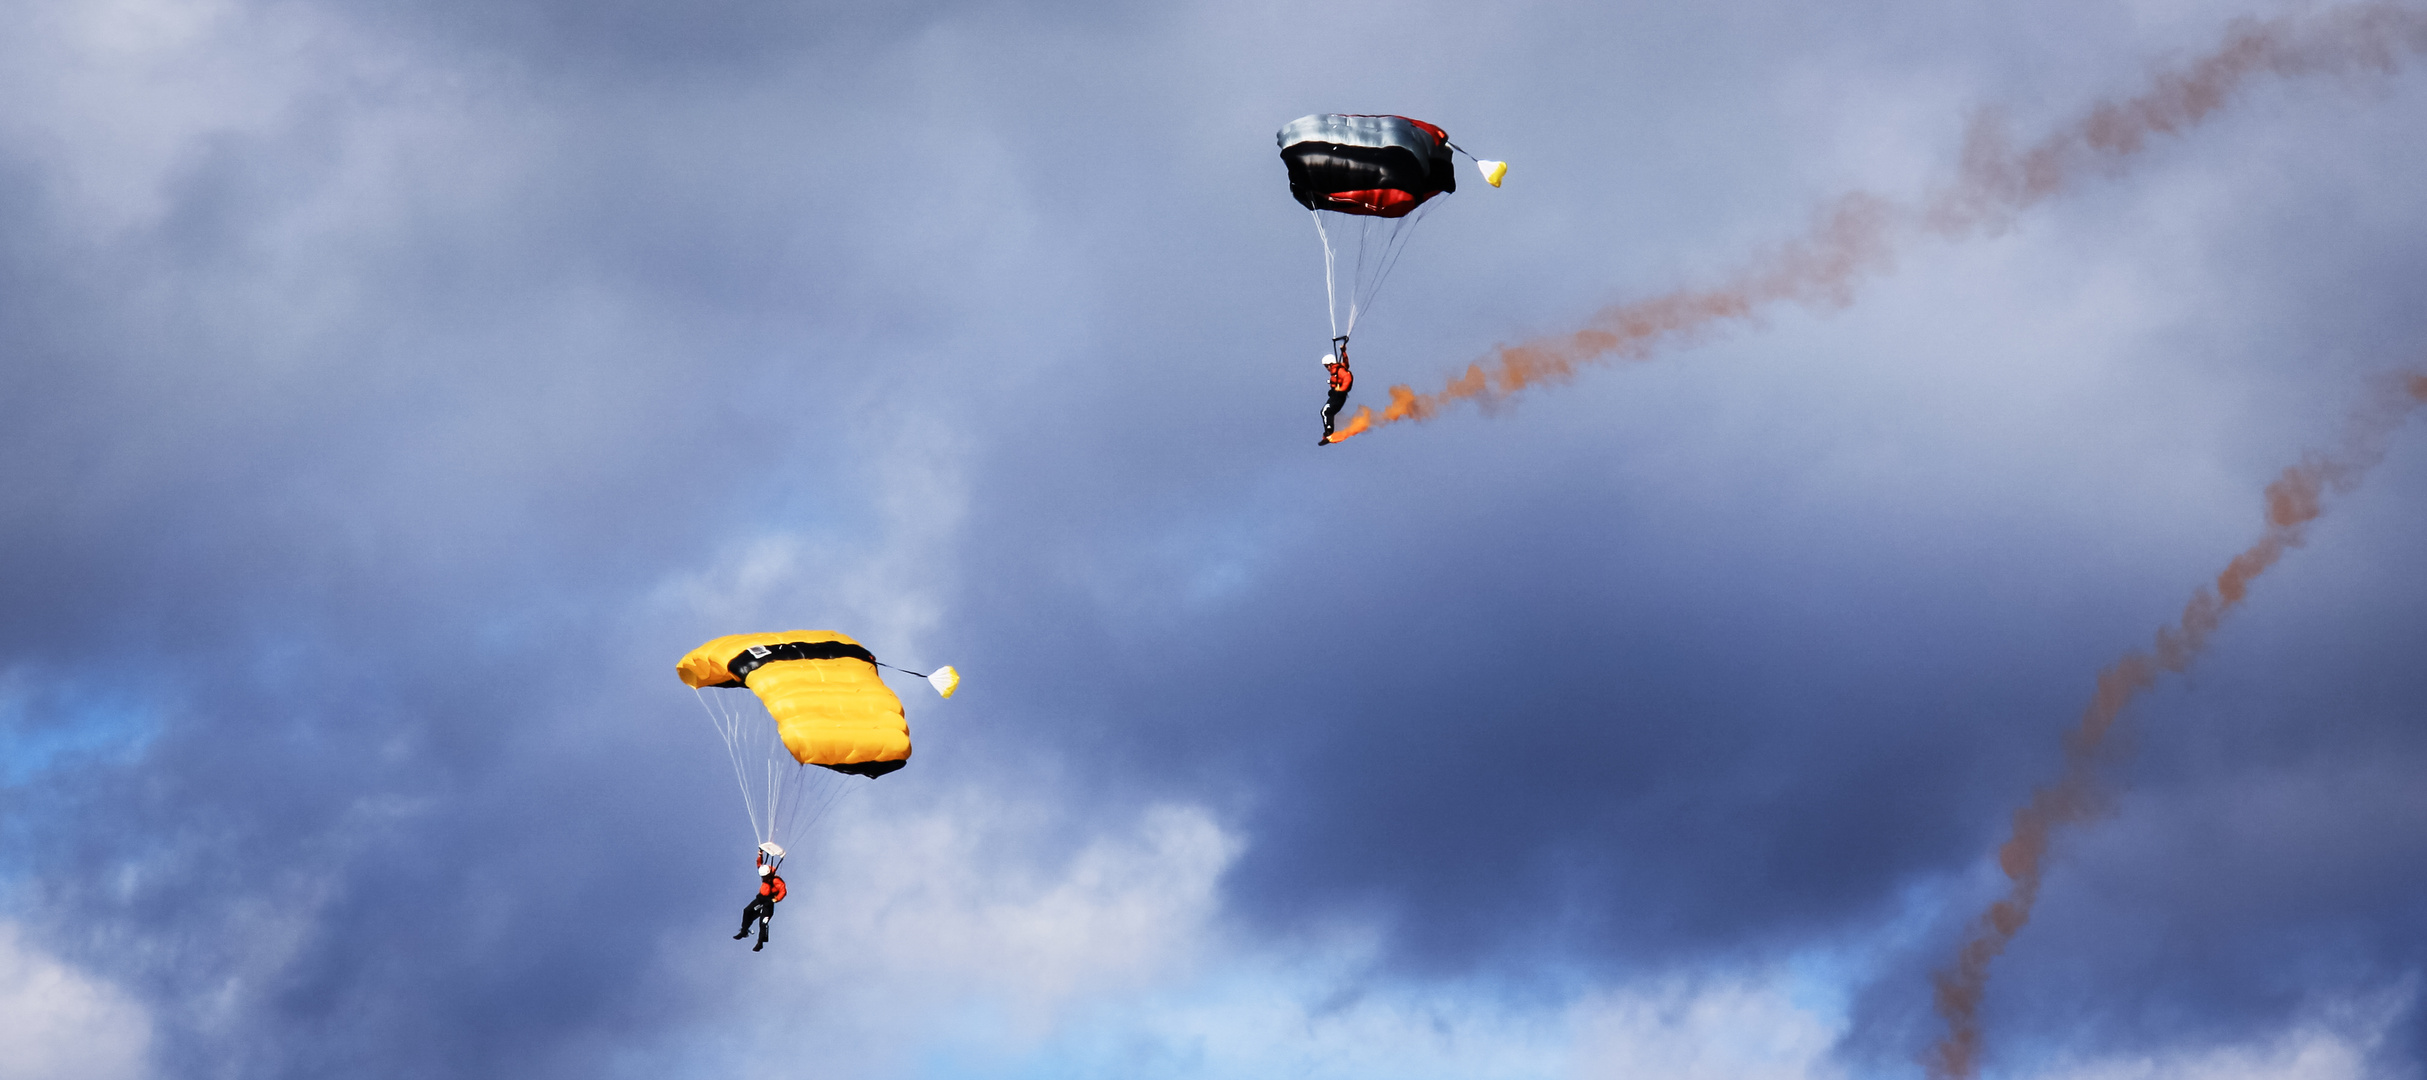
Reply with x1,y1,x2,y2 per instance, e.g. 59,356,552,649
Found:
4,0,2427,1077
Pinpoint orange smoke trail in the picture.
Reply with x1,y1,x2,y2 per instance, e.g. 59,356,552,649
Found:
1323,408,1373,444
1922,371,2427,1080
1344,3,2427,437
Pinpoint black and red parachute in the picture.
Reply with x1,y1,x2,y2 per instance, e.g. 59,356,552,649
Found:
1277,115,1504,346
1278,114,1459,218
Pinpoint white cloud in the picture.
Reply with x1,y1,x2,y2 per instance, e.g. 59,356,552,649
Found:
2027,985,2413,1080
1569,978,1849,1080
0,923,151,1080
795,799,1237,1019
637,794,1238,1078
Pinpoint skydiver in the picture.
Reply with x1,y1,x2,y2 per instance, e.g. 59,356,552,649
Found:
1319,342,1353,445
735,854,787,952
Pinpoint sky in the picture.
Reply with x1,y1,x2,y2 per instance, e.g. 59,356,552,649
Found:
2,1,2426,1078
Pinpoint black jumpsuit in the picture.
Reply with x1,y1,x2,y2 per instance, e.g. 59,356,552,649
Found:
737,874,786,950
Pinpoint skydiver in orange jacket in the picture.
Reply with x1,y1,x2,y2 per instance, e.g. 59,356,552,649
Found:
735,855,787,952
1319,342,1353,445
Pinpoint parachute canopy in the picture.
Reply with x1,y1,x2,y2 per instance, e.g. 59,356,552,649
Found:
1277,114,1457,218
678,631,911,778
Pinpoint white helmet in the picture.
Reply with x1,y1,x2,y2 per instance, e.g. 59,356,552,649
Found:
1320,353,1340,366
757,863,774,877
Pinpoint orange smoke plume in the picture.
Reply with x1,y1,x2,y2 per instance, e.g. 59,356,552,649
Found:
1922,370,2427,1080
1344,3,2427,438
1324,407,1373,444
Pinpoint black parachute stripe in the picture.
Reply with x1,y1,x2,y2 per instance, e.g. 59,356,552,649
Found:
718,639,880,687
819,758,908,778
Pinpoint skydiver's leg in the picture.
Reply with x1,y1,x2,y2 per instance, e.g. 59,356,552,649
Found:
753,912,771,951
1321,390,1348,441
737,897,769,938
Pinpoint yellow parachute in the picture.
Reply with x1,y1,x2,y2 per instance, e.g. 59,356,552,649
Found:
679,631,958,852
678,631,913,775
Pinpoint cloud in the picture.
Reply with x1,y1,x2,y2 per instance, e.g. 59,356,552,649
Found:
631,795,1240,1078
0,923,152,1080
2026,985,2411,1080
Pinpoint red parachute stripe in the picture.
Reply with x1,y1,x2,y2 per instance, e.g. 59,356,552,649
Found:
1318,188,1427,217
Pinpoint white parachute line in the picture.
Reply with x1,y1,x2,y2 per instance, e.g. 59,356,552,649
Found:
766,756,781,847
1359,203,1430,323
741,694,773,847
756,763,822,850
694,687,763,847
763,722,787,846
1311,210,1342,341
789,768,835,842
775,770,801,844
741,691,777,846
780,770,811,847
1310,202,1433,344
799,774,859,838
1345,215,1369,338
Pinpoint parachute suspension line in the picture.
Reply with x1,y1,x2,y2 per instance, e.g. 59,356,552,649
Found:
763,708,791,846
1310,204,1431,345
691,683,879,857
1351,203,1430,338
1311,210,1342,341
797,774,858,839
1348,214,1376,337
1377,203,1429,309
770,763,804,849
694,687,767,848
